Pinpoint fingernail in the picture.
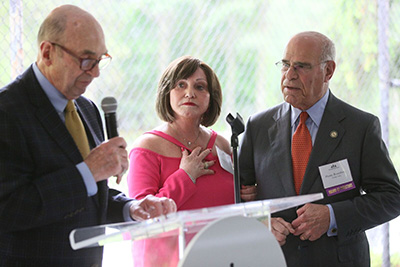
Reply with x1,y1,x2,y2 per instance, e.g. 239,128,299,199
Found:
181,147,185,152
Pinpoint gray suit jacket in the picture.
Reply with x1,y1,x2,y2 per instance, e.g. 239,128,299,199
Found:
0,65,132,266
239,92,400,267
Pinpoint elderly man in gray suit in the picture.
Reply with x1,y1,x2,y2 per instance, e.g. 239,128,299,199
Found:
239,31,400,267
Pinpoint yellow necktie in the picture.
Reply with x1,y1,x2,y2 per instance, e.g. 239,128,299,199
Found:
65,100,90,159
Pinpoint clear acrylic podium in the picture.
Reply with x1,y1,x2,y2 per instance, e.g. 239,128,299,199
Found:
70,193,323,266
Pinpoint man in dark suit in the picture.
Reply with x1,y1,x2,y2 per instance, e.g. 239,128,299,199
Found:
0,5,176,266
239,31,400,266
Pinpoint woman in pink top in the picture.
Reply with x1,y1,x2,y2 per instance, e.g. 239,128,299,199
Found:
127,56,234,266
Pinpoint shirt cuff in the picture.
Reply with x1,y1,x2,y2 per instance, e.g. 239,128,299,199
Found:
76,162,97,196
327,204,338,236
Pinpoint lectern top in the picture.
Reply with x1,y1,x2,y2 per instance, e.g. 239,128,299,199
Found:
70,193,323,250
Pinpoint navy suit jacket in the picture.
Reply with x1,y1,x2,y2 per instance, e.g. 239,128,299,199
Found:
0,65,132,266
239,92,400,267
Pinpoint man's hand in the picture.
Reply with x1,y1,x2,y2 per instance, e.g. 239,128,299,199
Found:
84,137,129,183
129,195,177,221
240,185,257,202
291,203,330,241
270,217,295,246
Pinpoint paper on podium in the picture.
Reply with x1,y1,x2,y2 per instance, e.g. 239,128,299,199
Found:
70,192,323,250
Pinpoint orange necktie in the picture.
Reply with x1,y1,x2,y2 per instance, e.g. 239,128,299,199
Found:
292,112,312,194
65,100,90,159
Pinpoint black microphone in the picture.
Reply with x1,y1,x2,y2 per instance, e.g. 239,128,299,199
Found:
101,97,119,139
226,113,245,136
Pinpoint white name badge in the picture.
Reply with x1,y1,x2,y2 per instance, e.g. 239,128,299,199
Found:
216,146,234,174
318,159,355,196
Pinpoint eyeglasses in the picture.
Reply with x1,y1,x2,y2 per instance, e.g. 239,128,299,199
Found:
275,60,329,74
50,42,112,71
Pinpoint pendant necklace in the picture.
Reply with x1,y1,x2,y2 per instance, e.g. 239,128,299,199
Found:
171,125,201,147
184,131,200,147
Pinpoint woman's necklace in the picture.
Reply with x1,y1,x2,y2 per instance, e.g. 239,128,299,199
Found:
184,131,200,147
170,125,201,147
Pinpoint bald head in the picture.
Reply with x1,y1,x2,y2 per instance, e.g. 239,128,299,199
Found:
37,5,104,47
288,31,336,62
36,5,108,100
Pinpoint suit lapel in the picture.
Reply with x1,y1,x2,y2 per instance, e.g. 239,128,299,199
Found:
269,103,297,195
301,93,346,194
24,67,83,164
36,105,84,163
75,99,103,148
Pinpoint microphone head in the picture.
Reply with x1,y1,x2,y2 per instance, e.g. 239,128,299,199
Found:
101,97,117,114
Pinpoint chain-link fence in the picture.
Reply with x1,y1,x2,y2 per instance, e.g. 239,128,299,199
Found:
1,0,400,266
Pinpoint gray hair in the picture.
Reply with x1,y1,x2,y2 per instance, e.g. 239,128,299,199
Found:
320,36,336,62
37,13,67,46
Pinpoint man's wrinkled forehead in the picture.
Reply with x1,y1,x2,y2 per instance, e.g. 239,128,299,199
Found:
283,35,322,63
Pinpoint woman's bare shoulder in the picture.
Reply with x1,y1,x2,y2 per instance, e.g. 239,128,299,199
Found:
214,132,232,155
133,130,180,157
133,133,162,150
